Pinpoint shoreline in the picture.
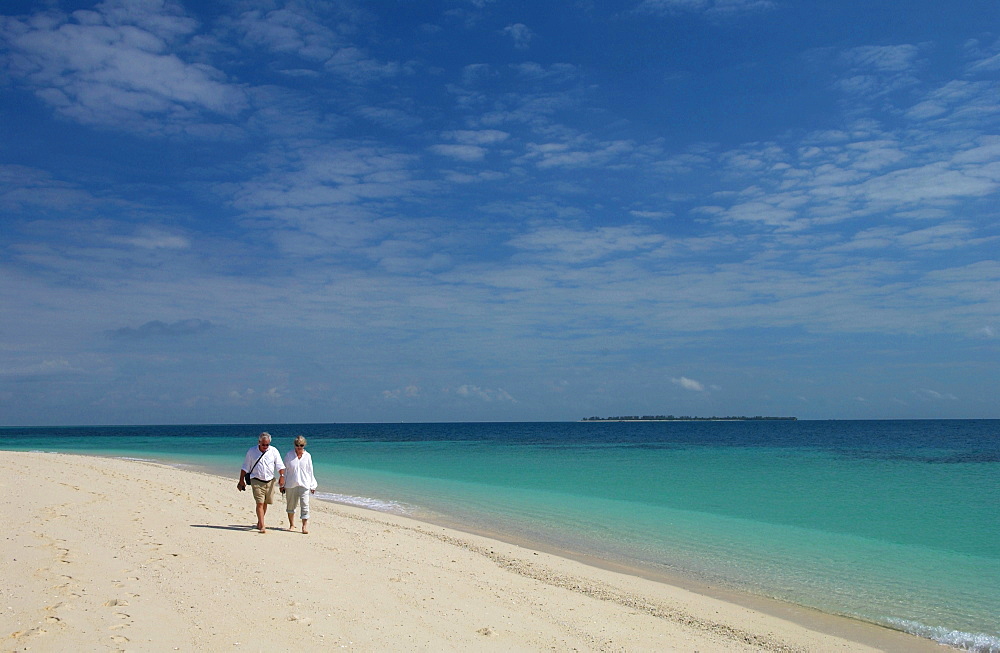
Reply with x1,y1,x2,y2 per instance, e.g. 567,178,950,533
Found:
1,450,945,652
409,515,943,653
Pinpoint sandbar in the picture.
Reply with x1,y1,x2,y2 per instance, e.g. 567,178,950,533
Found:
1,452,942,651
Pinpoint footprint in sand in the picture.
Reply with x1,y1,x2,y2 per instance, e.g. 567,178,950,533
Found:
104,599,130,607
108,608,132,633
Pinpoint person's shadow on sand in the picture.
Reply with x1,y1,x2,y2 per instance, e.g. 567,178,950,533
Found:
190,524,259,532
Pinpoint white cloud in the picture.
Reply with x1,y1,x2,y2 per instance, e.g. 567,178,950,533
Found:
0,358,80,377
0,165,98,211
355,105,423,130
962,34,1000,71
634,0,776,16
838,45,921,73
630,210,673,220
501,23,533,50
858,162,998,203
324,46,408,83
829,45,923,101
229,142,425,217
914,388,958,401
108,319,213,340
507,225,667,263
383,385,420,399
429,127,510,163
0,2,247,134
511,62,578,81
89,0,199,40
671,376,706,392
235,7,339,61
443,129,510,145
523,139,635,169
453,385,516,402
429,144,486,161
120,228,190,250
707,0,775,14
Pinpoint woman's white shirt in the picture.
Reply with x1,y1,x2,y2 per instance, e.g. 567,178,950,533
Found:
283,450,318,490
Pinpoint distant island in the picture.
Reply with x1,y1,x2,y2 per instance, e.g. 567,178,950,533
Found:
581,415,797,422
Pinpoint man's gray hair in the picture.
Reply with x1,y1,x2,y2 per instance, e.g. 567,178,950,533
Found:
258,431,272,444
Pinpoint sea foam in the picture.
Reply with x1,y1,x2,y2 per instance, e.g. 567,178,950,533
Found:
887,618,1000,652
315,491,414,516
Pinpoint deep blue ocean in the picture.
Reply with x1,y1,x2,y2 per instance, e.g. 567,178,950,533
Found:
4,420,998,651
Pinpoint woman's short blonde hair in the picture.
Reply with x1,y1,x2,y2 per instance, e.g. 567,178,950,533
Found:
293,435,307,447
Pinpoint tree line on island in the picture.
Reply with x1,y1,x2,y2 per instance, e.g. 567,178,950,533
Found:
582,415,797,421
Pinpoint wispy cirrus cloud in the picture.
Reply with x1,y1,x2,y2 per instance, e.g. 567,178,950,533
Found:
383,385,420,400
507,225,668,263
230,3,410,83
108,319,213,340
430,129,510,161
634,0,776,17
443,129,510,145
230,141,426,213
0,0,247,135
522,139,636,169
688,42,1000,237
232,6,341,61
0,165,100,212
324,46,411,83
430,144,488,161
452,385,517,402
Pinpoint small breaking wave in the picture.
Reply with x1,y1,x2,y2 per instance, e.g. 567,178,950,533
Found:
887,618,1000,652
315,492,414,516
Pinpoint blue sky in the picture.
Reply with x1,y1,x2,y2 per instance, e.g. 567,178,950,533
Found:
1,0,998,425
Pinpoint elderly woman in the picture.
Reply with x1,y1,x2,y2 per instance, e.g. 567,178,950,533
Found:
282,436,318,533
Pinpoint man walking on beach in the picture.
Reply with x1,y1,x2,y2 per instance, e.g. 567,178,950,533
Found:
237,432,285,533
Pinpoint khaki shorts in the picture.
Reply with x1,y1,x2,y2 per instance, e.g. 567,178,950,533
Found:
250,478,277,504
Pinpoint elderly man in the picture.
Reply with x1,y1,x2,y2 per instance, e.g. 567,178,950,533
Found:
237,432,285,533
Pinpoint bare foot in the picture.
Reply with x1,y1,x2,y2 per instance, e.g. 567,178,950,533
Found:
302,528,308,534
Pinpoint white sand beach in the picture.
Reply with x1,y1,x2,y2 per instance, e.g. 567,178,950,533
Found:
2,452,943,652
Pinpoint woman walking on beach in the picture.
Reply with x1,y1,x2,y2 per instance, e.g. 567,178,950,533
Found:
282,436,318,534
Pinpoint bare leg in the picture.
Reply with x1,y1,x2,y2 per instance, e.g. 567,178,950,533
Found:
256,503,267,533
287,512,295,530
301,518,308,534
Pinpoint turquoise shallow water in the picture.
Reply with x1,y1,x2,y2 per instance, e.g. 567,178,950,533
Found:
4,420,998,651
